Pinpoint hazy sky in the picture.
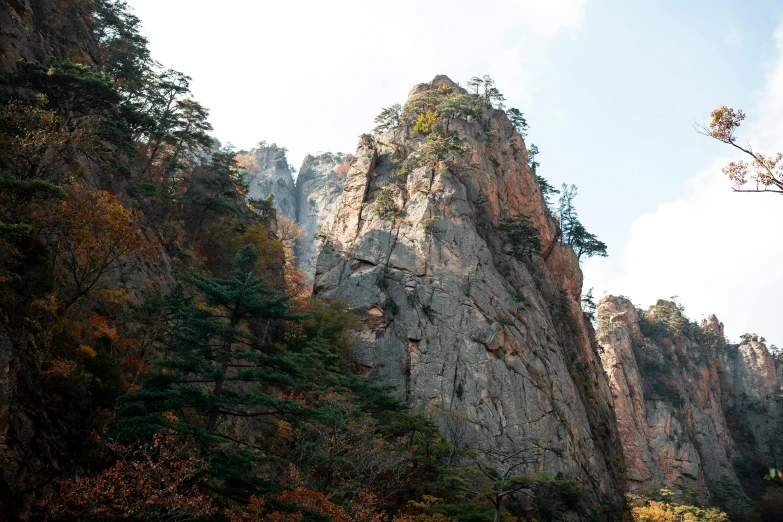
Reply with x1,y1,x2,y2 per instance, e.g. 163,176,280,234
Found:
128,0,783,343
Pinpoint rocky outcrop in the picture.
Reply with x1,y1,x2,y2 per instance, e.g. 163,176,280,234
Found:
597,296,782,507
314,76,625,506
243,147,347,283
293,153,349,283
0,0,96,73
244,143,297,219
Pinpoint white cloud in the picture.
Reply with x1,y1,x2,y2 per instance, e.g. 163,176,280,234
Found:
127,0,587,169
585,21,783,343
554,110,566,122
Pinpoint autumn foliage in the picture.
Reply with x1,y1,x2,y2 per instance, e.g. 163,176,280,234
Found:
43,433,216,521
701,106,783,194
51,187,154,305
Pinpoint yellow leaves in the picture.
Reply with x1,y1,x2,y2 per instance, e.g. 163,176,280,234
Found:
275,420,295,444
31,294,59,315
631,501,678,522
414,110,440,135
78,344,97,358
628,490,730,522
162,411,180,422
88,314,119,343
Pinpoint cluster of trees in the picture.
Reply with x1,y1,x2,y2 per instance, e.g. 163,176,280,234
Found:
627,487,729,522
371,75,607,266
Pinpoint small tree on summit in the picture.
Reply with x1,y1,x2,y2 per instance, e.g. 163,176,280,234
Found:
557,184,607,260
467,75,506,109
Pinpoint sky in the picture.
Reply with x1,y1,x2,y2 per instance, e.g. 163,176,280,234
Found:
128,0,783,344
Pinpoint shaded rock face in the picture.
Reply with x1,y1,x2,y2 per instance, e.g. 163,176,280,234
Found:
243,147,347,283
314,75,625,504
294,153,349,283
0,0,96,73
597,296,782,504
245,144,298,219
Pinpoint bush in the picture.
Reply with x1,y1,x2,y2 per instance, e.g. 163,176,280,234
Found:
359,133,375,147
374,185,400,219
536,499,554,522
413,110,440,134
422,217,439,234
497,213,542,259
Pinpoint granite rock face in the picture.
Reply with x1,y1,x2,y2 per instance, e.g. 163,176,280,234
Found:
245,143,298,219
597,296,782,506
242,147,348,283
313,76,625,505
293,153,349,283
0,0,96,72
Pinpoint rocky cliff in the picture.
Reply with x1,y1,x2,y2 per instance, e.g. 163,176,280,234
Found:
242,146,347,283
312,75,626,506
294,152,349,282
244,143,298,219
0,0,96,71
597,296,783,512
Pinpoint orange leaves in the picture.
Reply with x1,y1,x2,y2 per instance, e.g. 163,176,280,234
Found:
226,489,351,522
43,433,217,521
336,162,352,177
196,220,284,279
707,106,745,143
87,313,119,343
721,152,783,191
236,153,259,174
722,160,750,189
56,187,149,262
278,489,353,522
49,186,154,305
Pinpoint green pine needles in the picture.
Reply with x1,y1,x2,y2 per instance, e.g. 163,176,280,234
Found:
498,213,542,259
117,245,304,498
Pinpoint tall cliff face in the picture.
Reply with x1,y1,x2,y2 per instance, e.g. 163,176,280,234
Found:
244,144,298,219
294,152,349,283
242,147,347,282
597,296,782,508
313,76,625,504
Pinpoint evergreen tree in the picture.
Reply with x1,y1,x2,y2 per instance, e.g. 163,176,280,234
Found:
506,108,529,137
117,245,304,499
498,213,542,259
557,184,607,260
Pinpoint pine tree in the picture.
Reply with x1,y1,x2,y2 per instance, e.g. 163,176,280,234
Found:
117,245,304,499
557,184,607,260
